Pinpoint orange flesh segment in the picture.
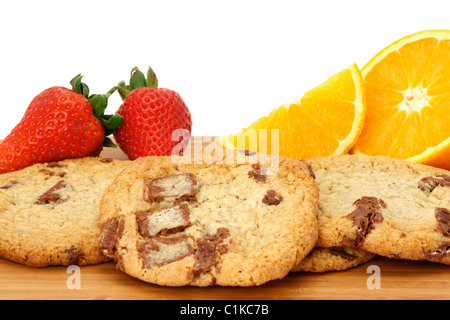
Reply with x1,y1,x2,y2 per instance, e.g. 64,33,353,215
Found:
352,31,450,166
216,64,365,160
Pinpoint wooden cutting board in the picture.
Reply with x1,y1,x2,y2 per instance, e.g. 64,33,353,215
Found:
0,137,449,300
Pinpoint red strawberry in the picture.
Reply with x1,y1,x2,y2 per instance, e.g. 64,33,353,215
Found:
113,66,192,159
0,75,123,173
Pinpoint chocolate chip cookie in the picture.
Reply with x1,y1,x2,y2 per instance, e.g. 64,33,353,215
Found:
0,157,127,267
99,151,319,286
307,155,450,265
292,247,376,272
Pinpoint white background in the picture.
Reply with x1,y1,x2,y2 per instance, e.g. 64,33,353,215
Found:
0,0,448,138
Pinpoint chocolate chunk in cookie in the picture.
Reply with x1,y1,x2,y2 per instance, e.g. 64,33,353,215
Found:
99,216,125,257
0,181,18,190
343,196,386,247
300,160,316,179
138,235,194,268
248,164,267,182
35,181,70,204
419,175,450,194
424,243,450,263
262,190,283,205
136,203,191,238
65,245,81,265
193,228,231,277
328,247,357,261
46,162,64,168
147,173,198,202
435,207,450,237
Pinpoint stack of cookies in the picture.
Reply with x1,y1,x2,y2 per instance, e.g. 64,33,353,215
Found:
0,150,448,287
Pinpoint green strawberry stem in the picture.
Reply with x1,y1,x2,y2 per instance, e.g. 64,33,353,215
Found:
117,81,130,101
70,74,123,147
70,74,90,98
106,86,117,96
117,66,159,101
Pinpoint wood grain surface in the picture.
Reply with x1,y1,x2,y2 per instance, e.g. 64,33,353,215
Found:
0,137,448,300
0,256,448,300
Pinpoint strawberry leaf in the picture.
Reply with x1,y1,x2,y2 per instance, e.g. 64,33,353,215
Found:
89,94,109,118
146,66,158,88
129,67,147,91
100,114,124,136
117,65,160,100
103,137,118,148
70,74,90,98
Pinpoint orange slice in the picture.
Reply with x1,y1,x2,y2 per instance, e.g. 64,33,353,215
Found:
350,30,450,169
215,63,366,160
